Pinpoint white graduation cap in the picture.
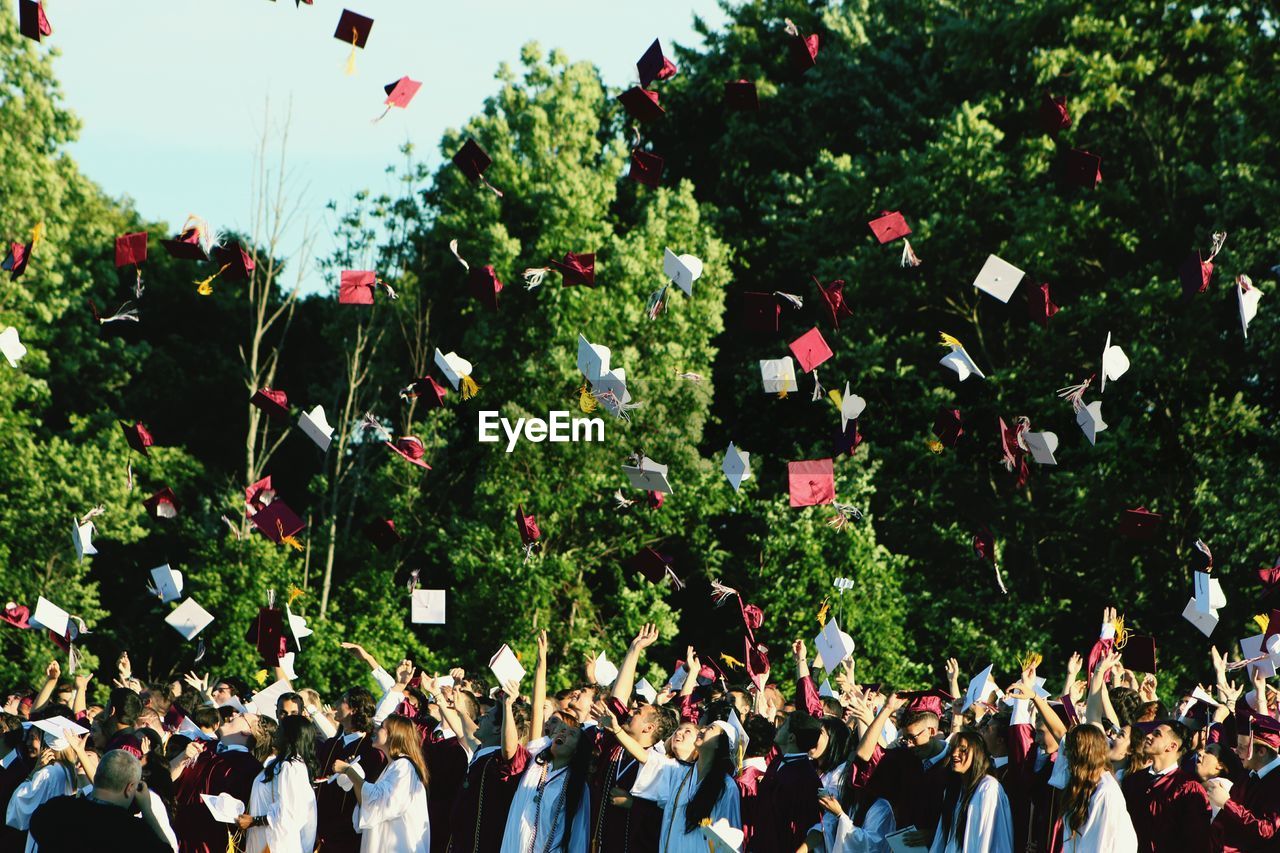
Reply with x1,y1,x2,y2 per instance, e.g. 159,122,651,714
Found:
72,520,97,562
489,643,526,688
279,651,298,681
30,596,70,637
622,455,673,494
667,665,688,692
635,678,658,704
0,327,27,368
1076,400,1107,445
1023,431,1059,465
200,793,245,824
759,357,798,394
1099,332,1130,393
698,818,745,853
576,334,612,384
839,382,866,431
939,339,986,382
286,605,312,647
1239,275,1263,339
298,406,334,452
165,598,214,641
1195,571,1227,613
972,254,1026,303
593,367,633,415
594,651,619,687
722,442,751,492
962,663,996,712
148,564,184,603
31,716,89,750
818,679,836,699
813,618,855,671
248,678,293,720
1240,633,1280,678
411,589,447,624
434,348,473,390
1182,598,1219,637
663,248,704,297
1190,684,1220,708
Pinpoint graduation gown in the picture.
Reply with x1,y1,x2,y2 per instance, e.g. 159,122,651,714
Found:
0,751,34,853
814,797,896,852
5,763,76,853
860,743,951,841
314,732,388,853
244,757,318,853
1029,750,1065,853
589,732,659,853
424,731,468,853
1119,765,1210,852
736,758,768,851
928,774,1014,853
750,752,821,852
172,747,263,853
631,754,740,853
448,745,529,853
499,740,591,853
352,756,430,853
1212,760,1280,853
1061,772,1137,853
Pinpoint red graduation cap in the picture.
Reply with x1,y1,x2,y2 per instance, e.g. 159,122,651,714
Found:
1064,149,1102,189
813,276,853,328
244,475,276,516
1259,561,1280,595
899,688,951,717
1252,713,1280,750
867,211,911,244
724,80,759,111
339,270,377,305
788,327,833,374
787,25,820,73
3,242,31,281
1118,507,1162,540
245,607,287,666
216,243,255,281
833,422,863,458
333,9,373,48
1039,93,1071,135
402,376,448,408
383,77,422,109
932,407,964,448
999,417,1029,489
250,387,290,421
619,87,666,123
468,265,503,312
788,458,835,507
364,518,402,552
972,526,996,563
160,225,210,261
744,637,770,690
453,138,493,183
2,603,30,630
1264,609,1280,646
549,252,595,286
1179,251,1214,299
629,150,664,187
1121,635,1157,673
115,232,148,268
386,437,432,470
637,39,678,88
18,0,51,42
742,292,782,333
629,547,678,586
144,487,180,520
516,505,540,546
121,421,154,456
645,490,665,510
250,500,305,544
1027,282,1059,327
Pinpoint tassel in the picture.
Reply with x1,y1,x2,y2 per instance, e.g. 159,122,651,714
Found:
78,505,106,526
1020,651,1043,673
372,104,393,123
134,267,145,299
783,17,800,36
288,586,304,605
277,519,303,552
939,331,964,349
827,502,863,531
1112,615,1130,649
407,568,420,593
994,562,1009,595
254,669,269,687
577,384,598,414
816,599,830,626
810,370,824,402
460,375,479,400
646,285,668,320
195,263,230,296
1056,375,1094,412
828,388,843,409
1207,231,1227,262
227,830,238,853
772,291,804,309
344,27,359,75
361,412,393,441
126,461,134,492
926,439,944,454
448,239,470,271
1257,613,1270,634
709,580,738,605
776,389,788,400
612,489,636,510
665,568,685,591
479,175,504,198
523,267,550,290
675,370,704,382
522,542,540,563
376,278,398,300
30,222,45,251
98,301,140,324
221,515,241,539
720,653,744,670
901,238,922,267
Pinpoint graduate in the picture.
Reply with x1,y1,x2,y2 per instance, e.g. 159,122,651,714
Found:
1118,720,1209,851
169,714,263,853
737,714,777,850
855,693,952,845
0,721,40,853
1057,726,1138,853
335,714,431,853
314,685,389,853
5,719,95,853
1208,713,1280,852
928,730,1013,853
445,689,531,853
807,732,908,853
235,716,318,853
752,709,823,851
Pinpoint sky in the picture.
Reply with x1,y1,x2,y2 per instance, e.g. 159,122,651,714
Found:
44,0,729,293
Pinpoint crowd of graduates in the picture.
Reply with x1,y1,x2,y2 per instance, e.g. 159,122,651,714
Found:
3,606,1280,853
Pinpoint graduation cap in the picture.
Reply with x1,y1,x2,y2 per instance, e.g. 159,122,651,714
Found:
622,455,672,494
0,327,26,368
114,232,148,268
972,527,996,564
250,501,305,545
548,252,596,287
18,0,52,42
244,475,276,516
1251,713,1280,750
972,254,1026,304
1064,149,1102,189
214,243,255,281
784,19,819,73
144,488,180,520
1039,93,1071,134
1259,561,1280,596
628,547,680,587
722,442,751,491
629,150,664,187
1076,400,1108,445
938,333,985,382
2,603,30,630
452,139,503,196
932,407,964,448
812,276,853,328
468,265,503,311
637,39,677,88
1118,507,1162,540
760,357,798,394
899,688,952,717
339,270,377,305
383,77,422,110
1180,233,1225,300
742,292,784,333
1027,282,1059,327
788,327,833,374
160,218,213,261
1238,274,1263,339
1121,635,1157,674
364,518,402,552
833,422,862,458
400,375,449,407
724,80,758,111
788,459,834,507
434,349,479,397
386,436,431,470
245,607,287,666
334,9,373,52
250,387,290,421
619,87,665,123
298,405,334,451
867,211,911,244
516,505,540,547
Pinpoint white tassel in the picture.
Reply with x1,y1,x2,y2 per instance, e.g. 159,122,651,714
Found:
78,505,105,526
1208,231,1227,262
901,239,922,267
646,285,669,320
99,301,140,324
709,580,738,605
613,489,637,510
522,267,550,290
448,239,470,271
772,291,804,309
1056,375,1094,412
783,17,800,36
361,412,393,442
125,462,133,492
675,370,704,382
810,370,824,402
221,515,241,540
377,279,399,301
134,268,145,299
994,562,1009,595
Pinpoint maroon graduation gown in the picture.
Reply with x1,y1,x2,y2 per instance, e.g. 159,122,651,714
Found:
104,728,145,759
856,743,949,841
749,754,821,852
589,732,659,853
448,745,529,853
172,748,263,853
314,733,389,853
1027,752,1063,853
1120,765,1211,853
1002,722,1036,852
425,732,469,853
1213,763,1280,853
736,762,767,851
0,753,34,853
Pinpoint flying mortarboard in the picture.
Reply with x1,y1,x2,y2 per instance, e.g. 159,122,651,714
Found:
246,606,287,665
1064,149,1102,189
663,249,703,296
144,488,180,520
622,456,672,494
813,617,855,670
813,277,853,328
629,150,664,187
724,80,758,111
837,382,866,431
364,518,402,552
1121,635,1157,673
972,254,1026,303
932,408,964,448
411,589,447,625
30,596,69,636
833,422,863,458
18,1,51,42
1076,400,1107,445
250,500,305,545
637,39,678,88
434,349,479,398
468,265,503,312
383,77,422,110
166,598,213,641
1238,274,1263,339
759,357,797,394
339,270,377,305
160,217,213,261
867,211,911,244
961,664,997,712
215,243,255,281
787,458,834,507
1027,282,1059,326
453,139,503,196
1,327,27,368
1099,332,1130,393
114,232,147,268
148,565,183,604
619,87,665,123
400,375,449,407
1023,431,1059,465
386,436,431,470
722,442,751,491
742,292,783,333
628,547,680,587
516,505,541,547
2,603,30,630
788,327,832,374
784,19,819,73
938,333,985,382
1118,507,1162,540
548,252,596,287
1039,93,1071,134
334,9,373,46
489,644,526,688
1180,233,1227,299
298,405,334,451
250,387,290,421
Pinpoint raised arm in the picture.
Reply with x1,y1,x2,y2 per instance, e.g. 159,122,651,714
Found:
1086,650,1121,729
72,672,92,717
424,673,478,754
1063,652,1083,700
679,647,700,699
794,639,822,717
530,630,547,741
31,661,60,712
598,703,651,764
945,657,962,700
613,623,658,705
857,694,905,763
501,680,522,760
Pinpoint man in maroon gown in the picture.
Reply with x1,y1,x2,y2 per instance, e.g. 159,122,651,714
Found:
750,710,822,852
171,714,263,853
1121,720,1211,852
315,686,388,853
1211,714,1280,852
449,700,531,853
591,702,677,852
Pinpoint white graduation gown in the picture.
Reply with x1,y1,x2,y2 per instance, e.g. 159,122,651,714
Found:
928,775,1013,853
812,797,896,853
5,764,77,853
500,740,590,853
245,757,318,853
631,754,741,853
1061,772,1138,853
352,756,430,853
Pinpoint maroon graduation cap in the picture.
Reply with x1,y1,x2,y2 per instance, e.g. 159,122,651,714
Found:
1117,507,1162,540
468,265,503,312
251,500,305,544
401,376,449,408
383,77,422,110
121,421,154,456
453,138,503,196
813,276,853,328
160,225,210,261
1064,149,1102,189
18,0,52,42
899,688,952,716
742,292,783,333
3,241,33,281
619,87,665,123
516,505,541,547
333,9,373,48
786,22,819,73
1039,93,1071,135
637,39,677,88
364,518,402,552
998,417,1029,489
144,488,180,520
2,603,30,630
628,547,680,587
549,252,596,286
1027,282,1059,327
216,242,255,281
245,607,287,666
1121,635,1157,674
833,422,863,458
115,232,148,268
250,388,290,421
339,270,377,305
724,80,759,112
1180,251,1215,299
868,211,911,244
386,437,432,470
629,150,664,187
788,327,833,374
244,476,276,516
787,459,835,507
972,526,996,563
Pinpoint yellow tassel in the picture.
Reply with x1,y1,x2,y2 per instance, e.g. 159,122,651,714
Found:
828,388,843,409
939,331,964,349
281,534,303,552
344,27,358,75
226,833,236,853
254,669,269,686
577,384,598,414
816,599,830,627
1257,613,1271,634
926,439,944,454
1112,615,1130,649
461,375,479,400
288,586,305,605
1020,651,1043,673
30,222,45,250
720,653,743,670
776,390,788,400
195,263,230,295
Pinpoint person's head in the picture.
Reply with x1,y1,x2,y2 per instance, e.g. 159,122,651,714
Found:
1059,725,1111,837
1195,743,1225,782
624,704,678,748
252,716,278,762
549,719,584,763
668,722,699,762
684,725,735,833
141,683,175,715
743,715,777,760
1140,721,1190,763
20,722,42,759
107,688,143,729
337,687,376,734
812,718,854,772
1037,706,1064,754
543,709,578,741
554,688,574,712
898,709,941,759
165,735,193,764
377,715,430,786
211,678,246,707
216,713,257,749
775,711,822,754
264,715,318,782
1109,688,1144,729
480,699,529,747
136,727,164,763
52,683,75,707
980,711,1011,756
726,688,751,719
568,685,597,722
297,688,323,714
938,730,993,850
92,750,144,808
276,693,304,718
85,704,104,722
189,707,220,734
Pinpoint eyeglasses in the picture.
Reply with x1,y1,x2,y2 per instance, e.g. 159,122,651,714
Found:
900,729,931,744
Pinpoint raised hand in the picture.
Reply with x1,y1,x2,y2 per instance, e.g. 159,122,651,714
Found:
535,630,548,660
117,652,132,682
44,660,60,681
501,679,521,704
1139,674,1158,703
685,646,700,674
944,657,960,681
1219,680,1243,706
394,659,414,687
792,639,807,663
419,673,439,695
73,671,93,690
183,671,209,694
631,623,659,651
584,653,598,685
1066,652,1083,678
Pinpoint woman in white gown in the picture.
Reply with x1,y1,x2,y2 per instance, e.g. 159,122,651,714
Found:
609,710,741,853
6,721,94,853
335,714,430,853
236,715,318,853
809,740,907,853
1058,726,1138,853
929,730,1013,853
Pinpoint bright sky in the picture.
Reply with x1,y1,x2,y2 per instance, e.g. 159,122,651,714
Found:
46,0,729,292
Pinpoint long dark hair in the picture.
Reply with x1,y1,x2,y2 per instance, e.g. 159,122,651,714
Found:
534,724,592,852
1057,726,1109,838
263,715,318,782
684,729,734,833
938,730,992,849
815,718,854,774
